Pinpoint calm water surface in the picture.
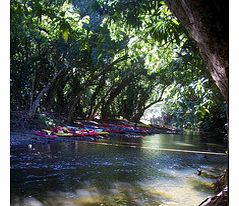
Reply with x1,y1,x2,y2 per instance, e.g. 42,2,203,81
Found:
11,133,228,206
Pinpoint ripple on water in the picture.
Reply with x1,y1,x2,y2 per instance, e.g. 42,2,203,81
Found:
11,134,227,206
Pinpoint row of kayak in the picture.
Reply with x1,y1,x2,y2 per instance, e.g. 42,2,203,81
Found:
33,123,149,138
85,123,148,133
34,128,109,138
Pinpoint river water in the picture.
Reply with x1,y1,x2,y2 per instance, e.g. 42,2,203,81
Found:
10,133,228,206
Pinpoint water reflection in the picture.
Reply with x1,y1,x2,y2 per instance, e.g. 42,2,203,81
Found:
11,134,227,206
141,134,226,152
11,178,223,206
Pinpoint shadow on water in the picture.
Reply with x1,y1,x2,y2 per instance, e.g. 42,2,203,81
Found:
187,177,215,193
11,133,228,206
11,181,174,206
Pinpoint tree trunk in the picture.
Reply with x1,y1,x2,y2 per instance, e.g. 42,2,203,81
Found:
29,68,37,107
46,72,67,112
27,85,51,119
165,0,228,101
46,86,58,113
89,100,102,120
87,76,106,119
27,69,65,119
66,92,82,124
66,77,100,123
66,55,129,123
199,187,228,206
26,42,81,119
130,86,166,122
163,2,229,206
101,78,130,120
131,111,144,123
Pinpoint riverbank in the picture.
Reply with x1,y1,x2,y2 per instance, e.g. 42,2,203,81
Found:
10,112,182,145
10,113,228,205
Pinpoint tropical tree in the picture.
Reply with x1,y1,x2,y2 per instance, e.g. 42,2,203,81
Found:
11,0,227,132
95,0,227,128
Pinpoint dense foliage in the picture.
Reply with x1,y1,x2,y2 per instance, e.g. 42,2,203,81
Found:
11,0,227,131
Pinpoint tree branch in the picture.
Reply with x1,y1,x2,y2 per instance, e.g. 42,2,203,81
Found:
144,86,167,110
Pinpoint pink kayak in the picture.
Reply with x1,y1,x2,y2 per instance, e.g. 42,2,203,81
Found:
33,131,57,138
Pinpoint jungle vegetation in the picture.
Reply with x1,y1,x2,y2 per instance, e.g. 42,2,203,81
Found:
10,0,228,132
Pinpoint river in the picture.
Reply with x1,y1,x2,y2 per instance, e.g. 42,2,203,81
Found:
11,132,228,206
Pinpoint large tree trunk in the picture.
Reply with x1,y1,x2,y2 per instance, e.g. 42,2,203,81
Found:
164,2,229,206
165,0,228,101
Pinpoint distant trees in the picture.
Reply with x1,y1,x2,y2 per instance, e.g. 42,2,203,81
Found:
11,0,227,130
96,0,227,129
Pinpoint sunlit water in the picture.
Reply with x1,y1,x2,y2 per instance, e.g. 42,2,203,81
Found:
11,133,228,206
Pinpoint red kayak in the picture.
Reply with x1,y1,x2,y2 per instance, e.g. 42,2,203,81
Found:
33,131,57,138
80,129,98,136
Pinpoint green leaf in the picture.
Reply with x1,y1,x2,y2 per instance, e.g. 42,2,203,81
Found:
205,108,210,114
62,28,69,42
